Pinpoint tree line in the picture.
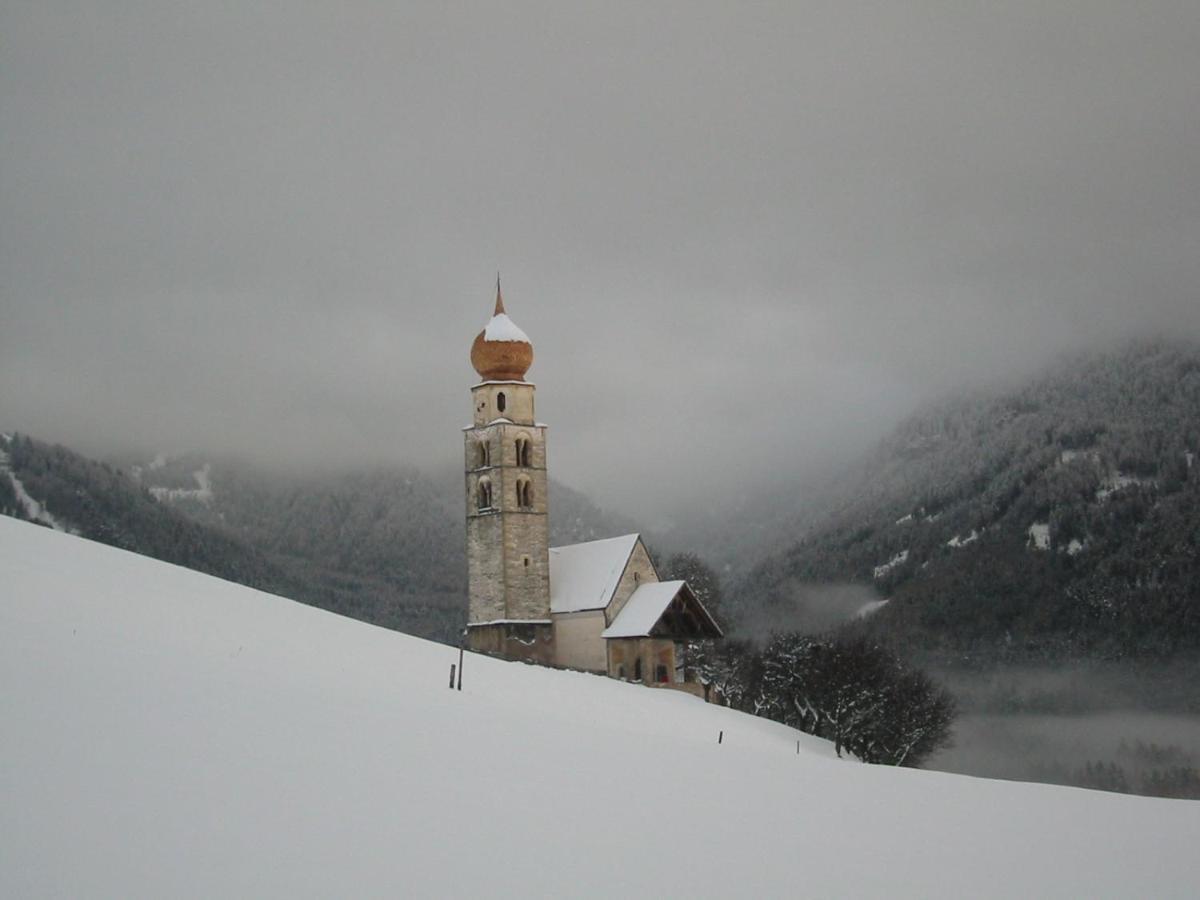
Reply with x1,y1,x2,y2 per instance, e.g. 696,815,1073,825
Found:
664,552,955,768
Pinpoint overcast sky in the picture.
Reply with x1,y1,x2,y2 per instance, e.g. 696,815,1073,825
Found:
3,2,1198,519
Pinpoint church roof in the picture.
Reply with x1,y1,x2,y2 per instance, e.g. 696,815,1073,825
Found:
601,580,686,637
549,533,640,614
602,581,723,640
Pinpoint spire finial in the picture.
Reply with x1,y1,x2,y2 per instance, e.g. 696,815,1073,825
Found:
494,273,505,316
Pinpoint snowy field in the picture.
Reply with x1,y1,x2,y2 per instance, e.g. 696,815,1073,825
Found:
2,516,1198,899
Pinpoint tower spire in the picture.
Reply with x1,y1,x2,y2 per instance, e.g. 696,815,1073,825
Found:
494,273,506,316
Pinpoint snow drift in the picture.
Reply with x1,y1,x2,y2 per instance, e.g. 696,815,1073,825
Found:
1,516,1197,898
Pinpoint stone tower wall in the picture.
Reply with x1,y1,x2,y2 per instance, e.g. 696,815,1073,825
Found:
471,382,536,427
465,383,550,627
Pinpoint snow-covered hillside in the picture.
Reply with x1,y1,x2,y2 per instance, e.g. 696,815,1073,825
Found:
2,517,1197,898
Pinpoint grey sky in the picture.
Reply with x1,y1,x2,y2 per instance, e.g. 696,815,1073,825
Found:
3,2,1198,520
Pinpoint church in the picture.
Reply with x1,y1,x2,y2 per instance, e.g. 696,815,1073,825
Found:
463,283,722,693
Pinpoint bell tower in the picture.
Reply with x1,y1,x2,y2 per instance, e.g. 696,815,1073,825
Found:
463,280,554,662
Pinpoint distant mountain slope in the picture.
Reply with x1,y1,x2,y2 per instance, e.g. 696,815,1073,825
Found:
0,433,294,595
129,455,639,643
6,514,1200,898
0,433,638,644
738,340,1200,661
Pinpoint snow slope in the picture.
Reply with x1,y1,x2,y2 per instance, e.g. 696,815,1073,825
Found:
2,517,1198,899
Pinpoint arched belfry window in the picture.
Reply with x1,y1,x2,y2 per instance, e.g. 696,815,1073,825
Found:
516,476,533,510
515,434,531,467
476,477,493,511
496,392,506,414
476,439,491,469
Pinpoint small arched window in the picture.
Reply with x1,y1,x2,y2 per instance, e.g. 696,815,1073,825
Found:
476,477,493,511
496,392,506,414
516,476,533,510
476,439,491,469
515,435,531,467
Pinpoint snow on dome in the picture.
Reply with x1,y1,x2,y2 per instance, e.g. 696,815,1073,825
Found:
483,313,530,343
471,280,534,381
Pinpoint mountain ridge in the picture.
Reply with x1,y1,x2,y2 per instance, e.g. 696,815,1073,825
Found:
734,338,1200,662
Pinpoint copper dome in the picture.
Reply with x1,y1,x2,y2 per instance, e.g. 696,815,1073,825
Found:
471,280,533,381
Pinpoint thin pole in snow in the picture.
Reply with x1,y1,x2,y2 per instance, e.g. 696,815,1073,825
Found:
449,663,456,689
797,740,800,755
718,730,723,744
457,644,464,691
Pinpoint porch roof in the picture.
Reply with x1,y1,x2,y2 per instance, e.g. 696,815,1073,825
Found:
602,580,722,640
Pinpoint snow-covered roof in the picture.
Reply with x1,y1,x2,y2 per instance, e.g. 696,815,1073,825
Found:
483,313,530,343
601,581,686,638
467,618,552,627
549,533,640,614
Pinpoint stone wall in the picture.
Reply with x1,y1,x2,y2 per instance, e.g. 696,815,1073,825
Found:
605,539,660,625
606,637,676,683
502,512,550,619
467,622,555,665
466,512,504,623
464,388,552,628
470,381,536,426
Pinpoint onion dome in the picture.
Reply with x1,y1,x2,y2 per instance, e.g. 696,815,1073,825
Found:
470,278,533,381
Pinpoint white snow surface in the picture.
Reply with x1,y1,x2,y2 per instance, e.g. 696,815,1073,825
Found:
947,530,979,548
1028,522,1051,551
602,580,686,637
855,598,891,619
148,463,214,504
1060,449,1100,465
482,313,530,343
1095,473,1152,502
873,549,909,579
549,532,639,613
3,517,1200,899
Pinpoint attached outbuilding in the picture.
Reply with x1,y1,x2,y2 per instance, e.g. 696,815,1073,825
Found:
549,534,722,690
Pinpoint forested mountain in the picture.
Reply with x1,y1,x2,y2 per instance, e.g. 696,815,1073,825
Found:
0,433,636,644
10,339,1198,660
735,340,1200,664
1,433,295,596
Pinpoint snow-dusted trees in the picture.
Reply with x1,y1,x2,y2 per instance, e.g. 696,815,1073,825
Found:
700,633,956,766
755,633,955,765
662,551,724,625
661,551,731,687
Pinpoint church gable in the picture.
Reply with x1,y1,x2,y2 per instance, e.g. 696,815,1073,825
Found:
603,538,659,624
602,581,723,640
